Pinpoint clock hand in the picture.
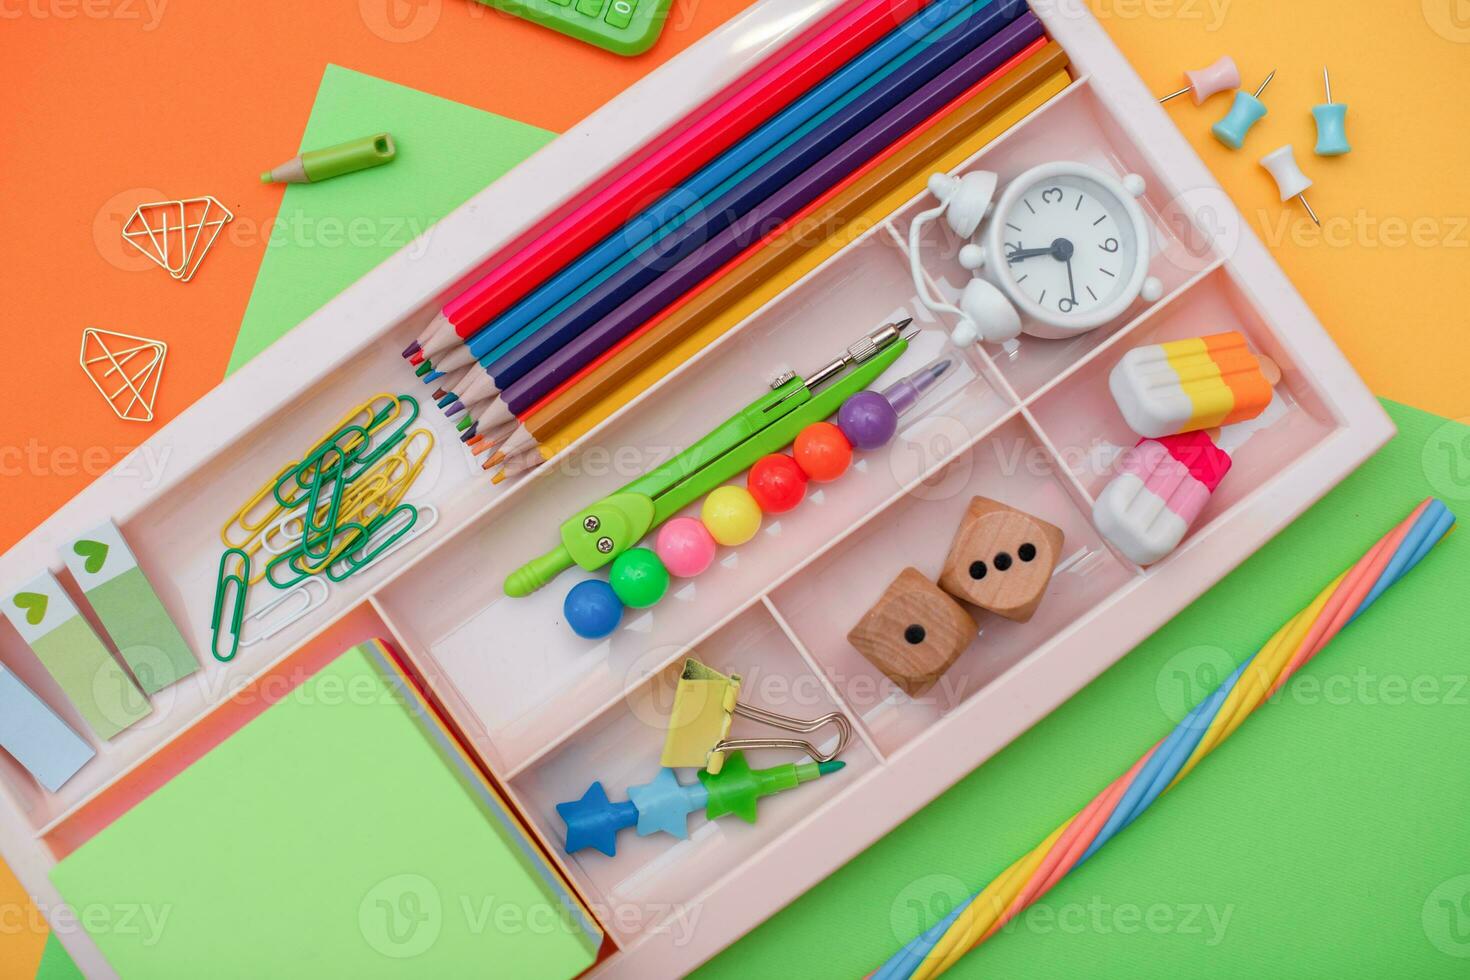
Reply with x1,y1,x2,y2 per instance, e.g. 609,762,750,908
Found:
1065,255,1077,305
1005,246,1055,263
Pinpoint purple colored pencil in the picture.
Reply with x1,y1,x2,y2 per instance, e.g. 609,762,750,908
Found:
501,11,1044,416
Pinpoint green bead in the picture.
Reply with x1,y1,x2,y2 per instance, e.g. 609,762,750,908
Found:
608,547,669,608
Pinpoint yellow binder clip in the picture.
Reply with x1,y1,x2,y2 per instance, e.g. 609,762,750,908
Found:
660,658,852,774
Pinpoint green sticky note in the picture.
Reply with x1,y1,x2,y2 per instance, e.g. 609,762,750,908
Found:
3,572,149,741
50,642,600,978
229,65,557,374
62,520,197,694
698,399,1470,979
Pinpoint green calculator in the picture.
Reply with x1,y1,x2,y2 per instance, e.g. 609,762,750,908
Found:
475,0,675,56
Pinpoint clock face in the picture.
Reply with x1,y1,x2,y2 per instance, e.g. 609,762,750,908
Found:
993,173,1139,321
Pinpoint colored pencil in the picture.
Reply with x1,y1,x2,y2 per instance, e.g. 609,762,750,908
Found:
520,41,1068,445
496,11,1043,418
408,0,934,359
423,0,996,378
459,0,1027,400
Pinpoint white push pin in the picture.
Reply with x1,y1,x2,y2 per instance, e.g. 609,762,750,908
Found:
1158,55,1241,105
1259,145,1320,226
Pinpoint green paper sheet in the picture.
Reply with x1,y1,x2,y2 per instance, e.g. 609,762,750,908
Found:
63,520,197,694
699,399,1470,979
50,642,599,978
228,65,557,373
3,571,149,741
35,935,83,980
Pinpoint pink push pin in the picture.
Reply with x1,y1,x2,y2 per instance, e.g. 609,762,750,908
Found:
1158,56,1241,105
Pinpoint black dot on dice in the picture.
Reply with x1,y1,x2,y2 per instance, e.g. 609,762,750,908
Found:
969,561,987,580
904,624,926,645
994,552,1013,571
1018,543,1037,562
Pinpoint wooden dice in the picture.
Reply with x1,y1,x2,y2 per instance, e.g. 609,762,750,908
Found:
847,568,976,697
939,497,1063,622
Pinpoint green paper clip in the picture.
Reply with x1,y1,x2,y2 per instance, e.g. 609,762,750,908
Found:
299,451,348,563
328,505,418,582
274,424,368,507
211,548,250,662
342,395,419,481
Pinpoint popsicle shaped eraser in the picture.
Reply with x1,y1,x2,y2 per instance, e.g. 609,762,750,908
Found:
1093,431,1232,566
1109,331,1279,439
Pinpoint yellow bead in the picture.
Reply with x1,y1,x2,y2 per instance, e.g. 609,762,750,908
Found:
701,486,762,547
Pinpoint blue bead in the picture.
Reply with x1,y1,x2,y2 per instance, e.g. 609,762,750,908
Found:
1212,91,1268,150
1313,103,1351,157
563,580,623,639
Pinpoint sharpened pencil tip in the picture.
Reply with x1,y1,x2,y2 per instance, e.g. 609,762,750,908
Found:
491,470,509,485
402,341,420,358
486,451,506,467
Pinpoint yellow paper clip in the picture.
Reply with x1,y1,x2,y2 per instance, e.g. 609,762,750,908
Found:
211,548,250,662
660,658,853,774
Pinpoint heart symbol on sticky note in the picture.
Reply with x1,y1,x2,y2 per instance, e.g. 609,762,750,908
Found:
74,539,110,574
13,592,48,626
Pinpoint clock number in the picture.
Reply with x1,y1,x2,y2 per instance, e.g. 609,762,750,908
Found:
1041,187,1064,205
1059,297,1076,314
1100,237,1120,253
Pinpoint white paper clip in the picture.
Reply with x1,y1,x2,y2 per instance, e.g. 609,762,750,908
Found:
238,577,330,648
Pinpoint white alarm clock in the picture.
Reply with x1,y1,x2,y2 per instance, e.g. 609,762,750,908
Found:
909,161,1164,345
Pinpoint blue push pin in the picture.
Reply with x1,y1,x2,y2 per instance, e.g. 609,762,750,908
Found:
1211,69,1276,150
1313,67,1351,157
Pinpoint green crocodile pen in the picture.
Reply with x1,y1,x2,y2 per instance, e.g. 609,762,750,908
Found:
504,321,912,597
261,132,397,184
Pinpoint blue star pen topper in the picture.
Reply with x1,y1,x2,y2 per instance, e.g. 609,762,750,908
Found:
555,782,636,857
556,753,847,857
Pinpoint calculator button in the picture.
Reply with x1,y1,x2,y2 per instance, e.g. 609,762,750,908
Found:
605,0,636,27
576,0,605,15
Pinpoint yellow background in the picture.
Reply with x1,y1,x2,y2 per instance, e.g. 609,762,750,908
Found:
2,0,1467,974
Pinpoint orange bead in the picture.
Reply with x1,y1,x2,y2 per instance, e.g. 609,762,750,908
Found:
794,422,852,483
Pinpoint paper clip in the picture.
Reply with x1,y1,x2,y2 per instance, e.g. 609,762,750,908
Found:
660,658,853,774
274,424,367,508
342,394,420,481
220,392,409,548
238,577,330,648
210,548,250,662
327,504,418,582
298,453,348,562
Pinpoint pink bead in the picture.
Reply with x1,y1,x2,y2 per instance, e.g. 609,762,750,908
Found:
1186,56,1241,104
655,517,718,578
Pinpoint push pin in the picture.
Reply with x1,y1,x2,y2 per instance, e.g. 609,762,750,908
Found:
1211,70,1275,149
1313,67,1351,157
1260,145,1320,226
1158,55,1240,105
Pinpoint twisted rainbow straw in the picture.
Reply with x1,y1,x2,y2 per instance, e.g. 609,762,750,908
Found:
875,498,1455,980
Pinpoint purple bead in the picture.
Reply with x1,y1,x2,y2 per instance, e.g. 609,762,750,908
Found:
837,391,899,450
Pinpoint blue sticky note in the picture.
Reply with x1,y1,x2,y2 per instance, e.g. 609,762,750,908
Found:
0,665,94,792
